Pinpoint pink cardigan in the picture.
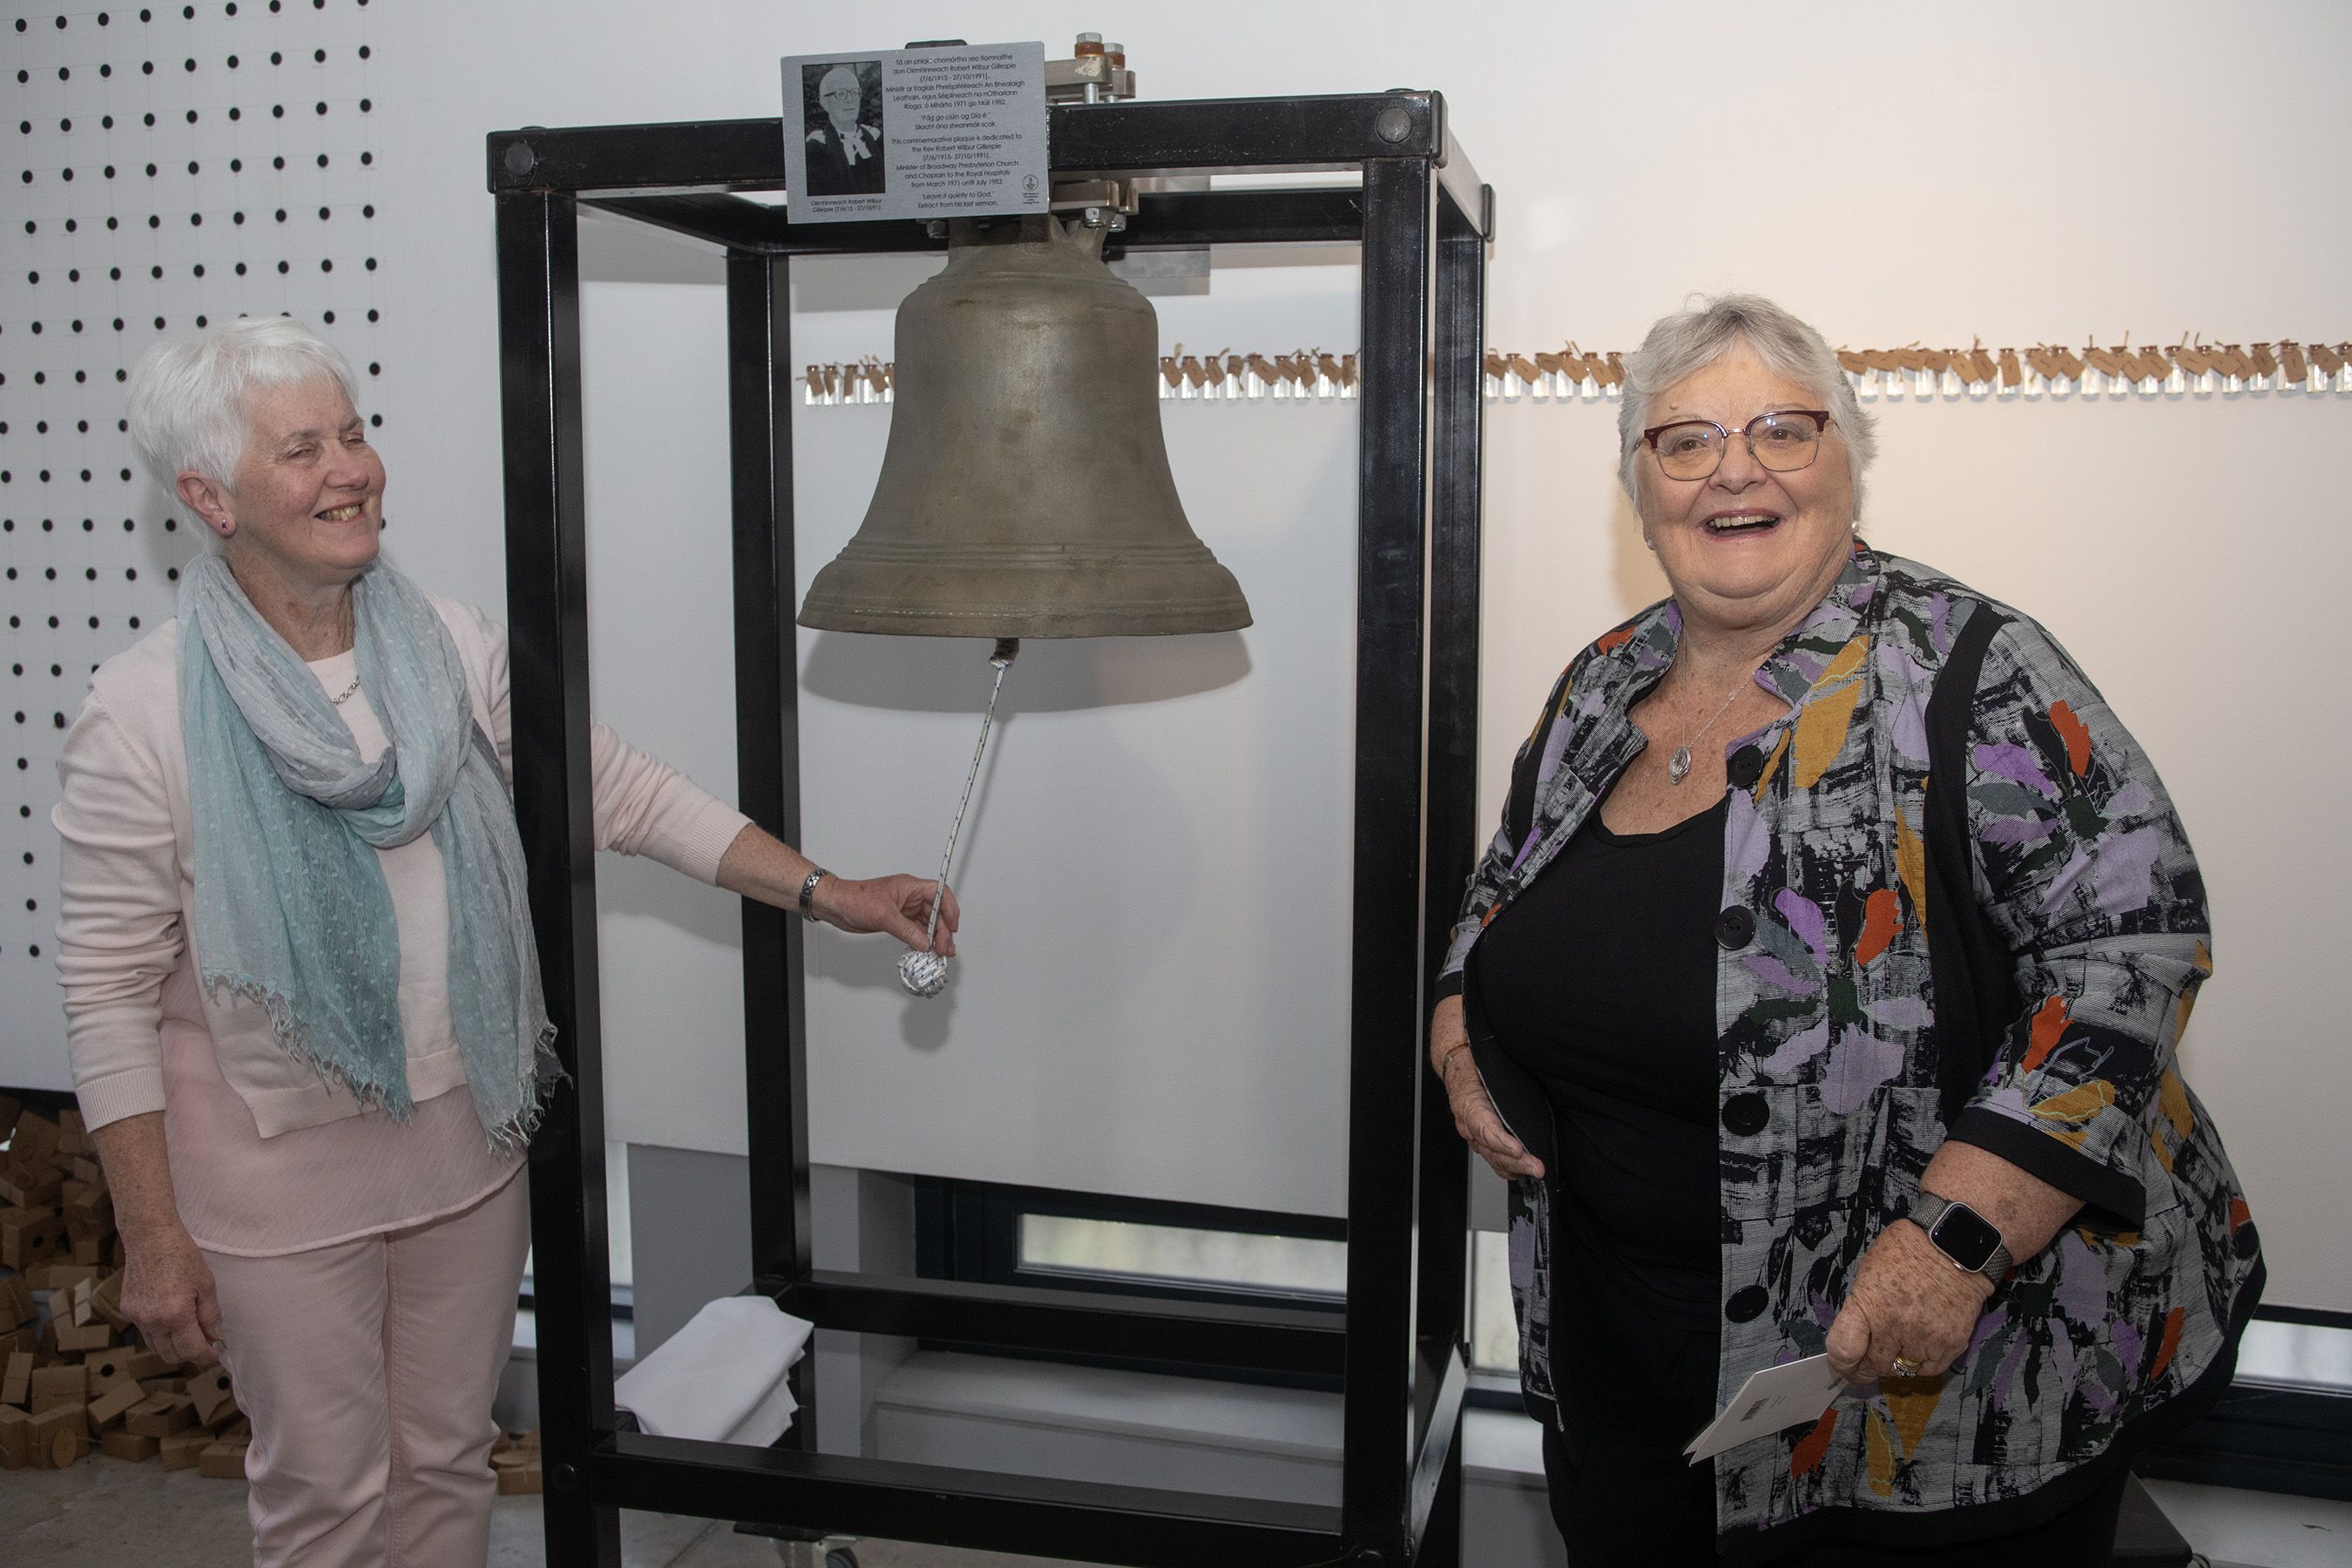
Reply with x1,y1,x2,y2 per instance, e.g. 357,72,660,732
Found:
52,596,752,1254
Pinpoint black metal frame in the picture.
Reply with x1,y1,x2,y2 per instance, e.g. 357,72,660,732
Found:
490,91,1491,1568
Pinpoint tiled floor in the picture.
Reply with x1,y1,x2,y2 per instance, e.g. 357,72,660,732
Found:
4,1451,2346,1566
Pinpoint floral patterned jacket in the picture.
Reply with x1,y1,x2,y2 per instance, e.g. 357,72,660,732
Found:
1439,548,2261,1556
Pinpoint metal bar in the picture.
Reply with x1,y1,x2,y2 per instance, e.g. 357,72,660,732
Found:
585,187,1365,255
1407,1347,1468,1554
486,94,1449,194
777,1271,1346,1375
589,1436,1345,1568
584,194,800,253
726,253,816,1320
1118,188,1363,249
494,187,622,1568
1343,154,1439,1564
1404,179,1487,1568
1431,115,1490,243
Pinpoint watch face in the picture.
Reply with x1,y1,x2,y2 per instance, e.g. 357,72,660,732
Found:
1930,1203,2004,1272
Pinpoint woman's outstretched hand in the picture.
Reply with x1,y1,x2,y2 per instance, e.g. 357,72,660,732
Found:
815,873,959,956
714,826,958,956
1430,995,1544,1180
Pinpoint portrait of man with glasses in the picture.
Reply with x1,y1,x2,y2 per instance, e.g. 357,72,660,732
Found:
801,59,887,198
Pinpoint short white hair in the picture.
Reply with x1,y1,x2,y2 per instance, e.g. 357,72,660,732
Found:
125,315,362,521
1616,294,1876,519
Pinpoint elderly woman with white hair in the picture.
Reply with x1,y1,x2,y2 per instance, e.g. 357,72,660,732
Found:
53,315,955,1567
1429,295,2261,1565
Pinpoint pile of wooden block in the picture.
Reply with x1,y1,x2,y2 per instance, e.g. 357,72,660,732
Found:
0,1098,255,1479
3,1098,547,1494
490,1425,544,1495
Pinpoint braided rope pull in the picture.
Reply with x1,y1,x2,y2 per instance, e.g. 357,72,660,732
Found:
900,638,1020,998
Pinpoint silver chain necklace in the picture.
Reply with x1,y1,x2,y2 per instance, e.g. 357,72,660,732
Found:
1667,671,1747,785
328,674,362,706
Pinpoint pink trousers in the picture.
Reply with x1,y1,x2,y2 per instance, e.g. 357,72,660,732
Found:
204,1169,531,1568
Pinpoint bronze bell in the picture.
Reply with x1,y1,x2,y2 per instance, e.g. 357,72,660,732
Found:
798,215,1252,639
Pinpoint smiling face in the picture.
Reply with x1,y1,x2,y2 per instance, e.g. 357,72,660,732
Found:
1634,345,1855,645
194,376,385,598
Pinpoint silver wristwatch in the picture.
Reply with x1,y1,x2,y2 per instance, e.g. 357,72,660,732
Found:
1908,1191,2015,1278
797,867,830,921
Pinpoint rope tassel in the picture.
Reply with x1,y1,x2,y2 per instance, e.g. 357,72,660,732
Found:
900,638,1020,998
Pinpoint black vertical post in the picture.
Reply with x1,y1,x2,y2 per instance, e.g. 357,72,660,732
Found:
1408,179,1490,1568
495,187,624,1568
727,250,820,1443
1344,155,1436,1565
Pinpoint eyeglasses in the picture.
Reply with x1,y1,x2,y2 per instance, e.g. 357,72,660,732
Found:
1640,410,1831,481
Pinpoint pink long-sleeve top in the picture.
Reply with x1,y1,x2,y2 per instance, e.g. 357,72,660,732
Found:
52,595,753,1257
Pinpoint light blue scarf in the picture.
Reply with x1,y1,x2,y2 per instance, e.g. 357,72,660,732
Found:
178,552,555,1147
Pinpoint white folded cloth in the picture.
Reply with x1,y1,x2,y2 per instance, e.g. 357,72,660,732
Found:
614,1296,814,1447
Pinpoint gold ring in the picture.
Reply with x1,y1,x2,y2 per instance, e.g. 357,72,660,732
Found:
1890,1356,1921,1378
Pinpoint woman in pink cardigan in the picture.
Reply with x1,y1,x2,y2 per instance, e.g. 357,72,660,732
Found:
54,316,956,1568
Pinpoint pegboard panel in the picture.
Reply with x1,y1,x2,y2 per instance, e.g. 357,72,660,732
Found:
2,0,386,1088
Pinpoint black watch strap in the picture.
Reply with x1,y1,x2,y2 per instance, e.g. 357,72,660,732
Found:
1908,1191,2015,1278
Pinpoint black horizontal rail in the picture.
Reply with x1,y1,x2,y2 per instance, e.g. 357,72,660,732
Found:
586,1434,1345,1568
772,1270,1348,1377
584,187,1368,256
490,92,1456,195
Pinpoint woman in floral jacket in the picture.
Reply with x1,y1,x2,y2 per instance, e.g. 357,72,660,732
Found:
1429,295,2260,1566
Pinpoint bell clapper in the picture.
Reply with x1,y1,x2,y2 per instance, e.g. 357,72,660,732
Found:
900,638,1022,999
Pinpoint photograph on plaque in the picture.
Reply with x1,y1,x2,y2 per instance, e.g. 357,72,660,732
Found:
798,59,887,198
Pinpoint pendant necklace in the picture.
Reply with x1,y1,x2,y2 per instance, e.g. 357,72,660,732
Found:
1667,671,1747,786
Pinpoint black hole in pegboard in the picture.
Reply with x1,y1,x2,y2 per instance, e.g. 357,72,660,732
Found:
366,308,378,322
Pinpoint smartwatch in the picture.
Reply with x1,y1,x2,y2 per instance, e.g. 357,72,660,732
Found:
1907,1191,2014,1278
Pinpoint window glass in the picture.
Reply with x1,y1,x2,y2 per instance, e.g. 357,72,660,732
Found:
1017,1213,1345,1299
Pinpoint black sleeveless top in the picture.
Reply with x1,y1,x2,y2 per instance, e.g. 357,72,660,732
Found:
1472,794,1727,1331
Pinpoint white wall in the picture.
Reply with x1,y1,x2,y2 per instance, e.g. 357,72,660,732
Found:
6,0,2347,1312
